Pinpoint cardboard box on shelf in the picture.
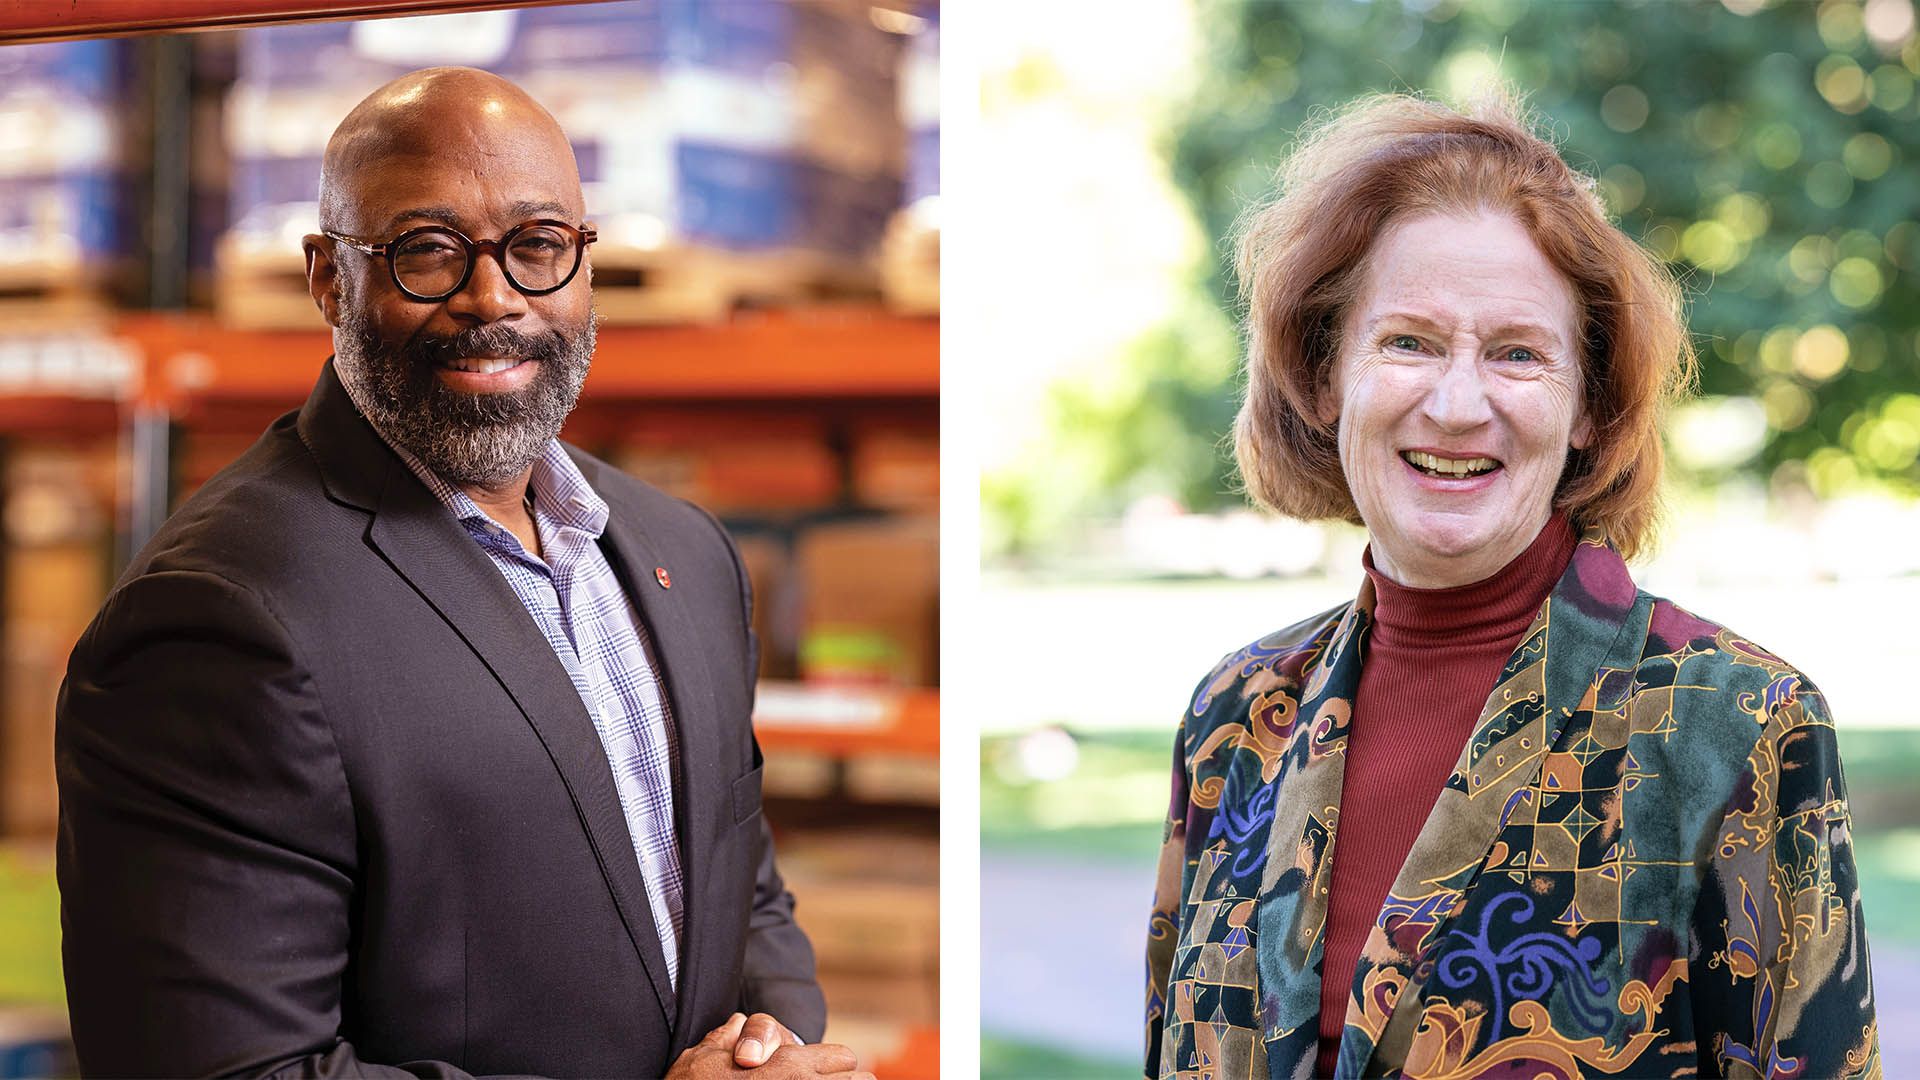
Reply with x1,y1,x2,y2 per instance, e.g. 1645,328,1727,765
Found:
0,332,136,399
2,443,115,837
733,532,794,680
777,824,937,885
0,41,127,184
818,970,938,1030
3,614,74,836
881,5,936,317
795,515,936,687
845,753,938,805
878,202,937,317
761,748,838,800
216,2,910,328
899,7,937,209
778,823,938,1070
0,41,134,314
613,437,839,513
777,826,938,965
786,874,937,976
0,173,128,267
188,83,233,291
1,442,116,553
851,428,938,510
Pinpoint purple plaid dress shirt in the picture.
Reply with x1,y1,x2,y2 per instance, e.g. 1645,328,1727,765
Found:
390,439,686,986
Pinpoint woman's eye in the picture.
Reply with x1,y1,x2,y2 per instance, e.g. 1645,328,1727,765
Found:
1388,335,1421,351
1503,346,1539,363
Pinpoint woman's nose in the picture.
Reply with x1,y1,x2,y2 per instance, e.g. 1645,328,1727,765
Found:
1421,353,1494,431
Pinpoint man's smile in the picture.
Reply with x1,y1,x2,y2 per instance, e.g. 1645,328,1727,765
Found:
432,353,541,393
440,354,529,375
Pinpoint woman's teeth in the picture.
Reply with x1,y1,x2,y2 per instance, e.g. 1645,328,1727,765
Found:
444,356,524,374
1402,450,1499,478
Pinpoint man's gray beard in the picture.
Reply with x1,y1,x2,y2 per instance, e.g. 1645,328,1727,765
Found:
331,285,595,487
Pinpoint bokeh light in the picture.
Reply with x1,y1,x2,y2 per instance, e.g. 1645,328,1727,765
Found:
1844,130,1896,177
1795,324,1852,380
1600,83,1650,131
1805,159,1856,206
1820,0,1869,51
1831,256,1886,308
1753,121,1804,169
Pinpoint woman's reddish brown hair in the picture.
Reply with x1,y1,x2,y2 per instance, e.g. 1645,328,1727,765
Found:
1232,91,1694,559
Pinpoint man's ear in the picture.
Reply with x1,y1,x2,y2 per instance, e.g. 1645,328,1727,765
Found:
303,234,341,328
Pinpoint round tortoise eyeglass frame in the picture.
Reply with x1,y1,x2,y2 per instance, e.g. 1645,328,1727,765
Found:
322,219,598,303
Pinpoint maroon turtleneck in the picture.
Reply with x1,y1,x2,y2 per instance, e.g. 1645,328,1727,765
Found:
1314,513,1576,1076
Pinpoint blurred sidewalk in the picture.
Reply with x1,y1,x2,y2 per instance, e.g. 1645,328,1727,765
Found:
983,852,1144,1070
981,851,1919,1074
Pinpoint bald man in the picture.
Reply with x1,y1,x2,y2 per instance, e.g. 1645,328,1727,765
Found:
56,68,862,1080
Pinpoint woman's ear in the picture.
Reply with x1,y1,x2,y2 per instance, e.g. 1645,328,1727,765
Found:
1570,403,1595,450
1314,362,1343,427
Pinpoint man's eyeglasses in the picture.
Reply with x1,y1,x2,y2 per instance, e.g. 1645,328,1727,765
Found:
324,219,598,303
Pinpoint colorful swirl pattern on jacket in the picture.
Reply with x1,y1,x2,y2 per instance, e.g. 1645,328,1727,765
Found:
1144,531,1880,1079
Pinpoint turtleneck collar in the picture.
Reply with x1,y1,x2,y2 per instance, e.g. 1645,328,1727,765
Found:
1361,512,1577,650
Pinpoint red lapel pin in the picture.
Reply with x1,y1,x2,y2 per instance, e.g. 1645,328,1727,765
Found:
655,566,672,589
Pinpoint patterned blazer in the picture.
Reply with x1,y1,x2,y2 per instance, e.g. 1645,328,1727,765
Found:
1145,530,1880,1079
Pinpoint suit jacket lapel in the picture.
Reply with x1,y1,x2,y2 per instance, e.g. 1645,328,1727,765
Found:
299,361,678,1030
1340,530,1652,1076
586,476,728,1047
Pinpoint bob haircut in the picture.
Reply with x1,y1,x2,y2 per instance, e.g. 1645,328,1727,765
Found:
1232,91,1694,560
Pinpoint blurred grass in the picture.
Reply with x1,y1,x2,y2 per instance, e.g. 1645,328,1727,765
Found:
983,729,1920,943
981,1034,1132,1078
982,730,1168,863
0,844,62,1007
1856,827,1920,941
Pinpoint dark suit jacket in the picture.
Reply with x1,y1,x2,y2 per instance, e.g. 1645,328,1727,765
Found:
55,361,825,1078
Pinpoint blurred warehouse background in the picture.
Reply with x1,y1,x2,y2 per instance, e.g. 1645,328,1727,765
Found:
0,2,937,1075
977,0,1920,1076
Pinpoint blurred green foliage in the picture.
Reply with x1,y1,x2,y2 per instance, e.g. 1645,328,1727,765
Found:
982,296,1241,560
996,0,1920,556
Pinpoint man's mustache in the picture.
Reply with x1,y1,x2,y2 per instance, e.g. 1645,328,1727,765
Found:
406,324,571,369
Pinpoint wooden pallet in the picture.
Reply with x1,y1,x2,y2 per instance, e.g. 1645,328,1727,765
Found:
0,254,112,331
212,235,326,331
592,243,880,325
213,232,883,330
879,209,938,316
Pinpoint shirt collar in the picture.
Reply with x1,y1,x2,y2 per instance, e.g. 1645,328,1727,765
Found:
384,437,609,540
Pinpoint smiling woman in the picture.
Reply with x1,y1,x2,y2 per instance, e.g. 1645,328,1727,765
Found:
1325,211,1592,588
1144,92,1882,1080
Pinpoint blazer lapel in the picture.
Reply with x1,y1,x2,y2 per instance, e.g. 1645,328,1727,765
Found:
1339,530,1652,1077
1238,589,1368,1076
587,486,728,1048
298,361,680,1032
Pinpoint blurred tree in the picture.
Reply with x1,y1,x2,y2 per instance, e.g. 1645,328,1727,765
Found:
997,0,1920,558
984,296,1240,561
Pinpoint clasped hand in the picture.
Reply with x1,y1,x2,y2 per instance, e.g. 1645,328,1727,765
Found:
665,1012,873,1079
